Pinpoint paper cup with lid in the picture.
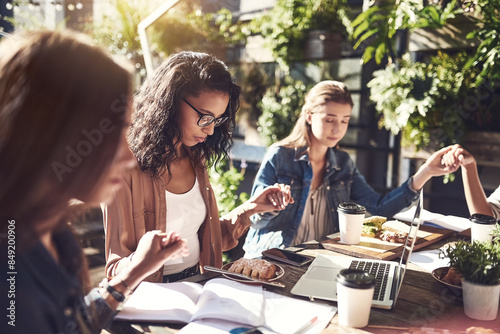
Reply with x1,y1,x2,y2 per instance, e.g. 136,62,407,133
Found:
336,269,375,328
337,202,366,244
470,213,497,244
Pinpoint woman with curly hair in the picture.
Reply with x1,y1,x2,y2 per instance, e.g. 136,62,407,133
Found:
103,51,293,283
0,30,188,334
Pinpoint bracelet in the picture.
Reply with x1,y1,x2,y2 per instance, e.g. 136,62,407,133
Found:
100,278,125,303
116,275,133,295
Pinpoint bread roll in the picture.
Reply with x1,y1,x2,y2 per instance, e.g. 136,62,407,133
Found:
228,258,277,279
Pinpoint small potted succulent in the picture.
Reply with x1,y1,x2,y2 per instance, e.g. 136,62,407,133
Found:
441,236,500,321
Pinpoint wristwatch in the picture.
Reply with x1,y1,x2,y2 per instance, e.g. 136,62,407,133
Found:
100,278,125,303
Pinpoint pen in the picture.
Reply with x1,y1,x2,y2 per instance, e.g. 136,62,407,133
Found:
239,328,265,334
293,316,318,334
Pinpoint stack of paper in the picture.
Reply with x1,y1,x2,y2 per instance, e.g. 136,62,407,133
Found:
394,207,471,232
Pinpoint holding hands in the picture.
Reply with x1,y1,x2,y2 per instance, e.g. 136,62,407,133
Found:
244,184,294,216
412,146,462,190
421,146,462,176
440,144,475,170
440,144,494,217
118,231,189,291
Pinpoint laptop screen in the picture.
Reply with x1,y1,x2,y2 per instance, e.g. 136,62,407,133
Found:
392,191,423,301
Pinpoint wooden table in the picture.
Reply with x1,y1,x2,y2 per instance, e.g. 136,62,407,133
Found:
107,236,500,334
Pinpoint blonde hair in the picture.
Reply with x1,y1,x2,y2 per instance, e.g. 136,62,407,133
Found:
276,80,353,148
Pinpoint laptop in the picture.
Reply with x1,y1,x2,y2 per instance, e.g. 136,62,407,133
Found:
291,194,423,310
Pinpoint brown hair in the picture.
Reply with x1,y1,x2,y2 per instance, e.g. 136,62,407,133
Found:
0,30,132,250
277,80,353,148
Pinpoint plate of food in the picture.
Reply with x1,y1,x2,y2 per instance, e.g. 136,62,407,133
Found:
362,216,409,243
222,258,285,283
431,266,462,295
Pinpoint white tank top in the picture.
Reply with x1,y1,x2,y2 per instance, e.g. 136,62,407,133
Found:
163,177,206,275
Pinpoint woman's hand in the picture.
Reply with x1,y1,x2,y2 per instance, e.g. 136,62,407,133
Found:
441,144,476,170
120,230,189,289
421,146,461,177
245,184,294,215
412,146,461,191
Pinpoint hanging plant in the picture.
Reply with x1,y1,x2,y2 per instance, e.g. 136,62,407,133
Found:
368,52,478,151
464,0,500,85
351,0,459,64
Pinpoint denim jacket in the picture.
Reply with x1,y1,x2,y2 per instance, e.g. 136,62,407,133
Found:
243,145,419,258
0,227,115,334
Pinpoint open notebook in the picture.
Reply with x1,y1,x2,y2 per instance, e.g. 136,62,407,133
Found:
291,194,423,310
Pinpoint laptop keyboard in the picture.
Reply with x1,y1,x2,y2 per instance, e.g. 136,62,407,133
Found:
349,260,390,301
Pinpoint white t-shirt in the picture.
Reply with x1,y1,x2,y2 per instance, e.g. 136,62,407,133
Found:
487,186,500,220
163,177,206,275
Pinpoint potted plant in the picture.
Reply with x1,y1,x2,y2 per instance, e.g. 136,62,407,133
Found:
493,224,500,243
442,239,500,320
367,51,478,153
249,0,349,72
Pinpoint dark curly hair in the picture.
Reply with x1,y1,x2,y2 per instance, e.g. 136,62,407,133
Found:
129,51,241,177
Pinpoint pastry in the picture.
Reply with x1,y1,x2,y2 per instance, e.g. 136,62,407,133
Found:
228,258,277,279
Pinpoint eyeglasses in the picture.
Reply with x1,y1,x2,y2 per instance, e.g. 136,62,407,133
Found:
182,98,229,128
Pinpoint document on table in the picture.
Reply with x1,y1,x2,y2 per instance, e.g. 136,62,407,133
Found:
262,290,336,334
410,248,451,272
176,290,336,334
178,290,336,334
117,277,336,334
394,207,471,232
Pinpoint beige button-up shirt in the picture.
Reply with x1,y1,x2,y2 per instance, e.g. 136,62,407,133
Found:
102,161,251,282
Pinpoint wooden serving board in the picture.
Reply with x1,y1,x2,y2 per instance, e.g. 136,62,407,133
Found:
320,224,455,260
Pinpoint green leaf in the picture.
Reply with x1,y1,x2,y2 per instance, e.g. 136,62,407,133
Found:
353,19,370,39
353,28,378,49
426,6,440,24
362,45,376,64
351,6,380,28
466,31,477,39
375,41,387,64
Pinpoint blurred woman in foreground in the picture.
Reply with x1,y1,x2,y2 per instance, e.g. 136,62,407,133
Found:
0,30,187,333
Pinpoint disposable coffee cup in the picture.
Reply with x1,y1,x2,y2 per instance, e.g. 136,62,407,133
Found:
336,269,375,328
338,202,366,244
470,214,497,243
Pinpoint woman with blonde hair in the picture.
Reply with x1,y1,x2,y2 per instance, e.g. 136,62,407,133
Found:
243,80,458,258
0,30,187,333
